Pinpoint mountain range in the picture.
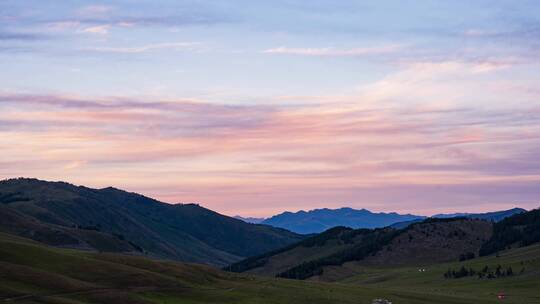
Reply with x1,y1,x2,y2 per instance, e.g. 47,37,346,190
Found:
233,215,265,224
432,208,527,221
0,178,303,266
390,208,526,229
0,177,529,267
230,208,540,281
259,208,423,234
235,207,526,234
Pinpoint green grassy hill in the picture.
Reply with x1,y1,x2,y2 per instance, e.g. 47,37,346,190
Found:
1,232,539,304
0,178,303,266
230,218,493,279
336,244,540,304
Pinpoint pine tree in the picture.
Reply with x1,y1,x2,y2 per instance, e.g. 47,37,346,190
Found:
507,266,513,276
495,265,502,277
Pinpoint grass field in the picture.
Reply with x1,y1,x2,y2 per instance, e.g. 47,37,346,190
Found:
1,232,539,303
333,244,540,304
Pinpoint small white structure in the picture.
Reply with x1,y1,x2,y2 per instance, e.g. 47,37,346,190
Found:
372,299,392,304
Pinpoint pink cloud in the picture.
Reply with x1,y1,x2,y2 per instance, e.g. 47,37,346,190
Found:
2,91,540,216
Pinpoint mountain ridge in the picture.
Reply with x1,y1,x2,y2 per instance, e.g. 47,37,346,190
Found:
233,215,265,224
261,207,425,234
237,207,528,233
0,178,303,266
390,207,527,229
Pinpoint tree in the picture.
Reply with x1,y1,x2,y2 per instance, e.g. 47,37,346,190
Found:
506,267,513,276
456,266,469,278
495,265,502,277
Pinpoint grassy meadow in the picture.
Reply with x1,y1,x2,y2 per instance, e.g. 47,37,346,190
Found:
1,232,539,303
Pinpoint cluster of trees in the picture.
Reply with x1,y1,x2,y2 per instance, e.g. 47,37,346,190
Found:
292,226,375,248
480,208,540,256
277,218,478,280
277,260,323,279
226,227,354,272
301,226,354,247
227,254,270,273
444,265,519,279
459,252,475,261
277,229,401,279
228,226,394,274
75,225,101,231
0,191,30,204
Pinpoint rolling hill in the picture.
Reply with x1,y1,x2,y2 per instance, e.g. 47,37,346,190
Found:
232,209,540,284
480,208,540,256
0,178,303,266
230,218,494,280
262,207,425,234
1,231,539,303
338,242,540,304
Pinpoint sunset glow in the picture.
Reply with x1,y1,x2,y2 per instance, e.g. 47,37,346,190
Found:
2,1,540,217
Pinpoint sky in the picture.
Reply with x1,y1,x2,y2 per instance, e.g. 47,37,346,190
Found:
1,1,540,217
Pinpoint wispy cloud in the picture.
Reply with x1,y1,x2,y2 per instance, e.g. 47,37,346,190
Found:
80,24,110,35
263,45,403,57
2,1,540,216
38,12,235,32
2,88,540,214
82,42,200,53
76,5,115,17
0,31,47,41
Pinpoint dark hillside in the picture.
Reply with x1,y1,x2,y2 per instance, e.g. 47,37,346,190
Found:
480,208,540,256
0,205,138,252
0,178,303,266
358,218,492,267
389,208,526,229
230,218,494,281
228,226,354,274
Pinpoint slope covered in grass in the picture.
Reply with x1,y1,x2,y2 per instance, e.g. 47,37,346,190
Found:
335,244,540,304
0,178,303,266
231,218,493,279
0,232,523,304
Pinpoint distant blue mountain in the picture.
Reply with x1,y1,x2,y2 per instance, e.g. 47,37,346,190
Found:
233,216,265,224
390,208,527,229
432,208,527,222
261,207,425,234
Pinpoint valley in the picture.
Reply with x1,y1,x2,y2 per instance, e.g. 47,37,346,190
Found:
1,179,539,304
1,231,539,304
